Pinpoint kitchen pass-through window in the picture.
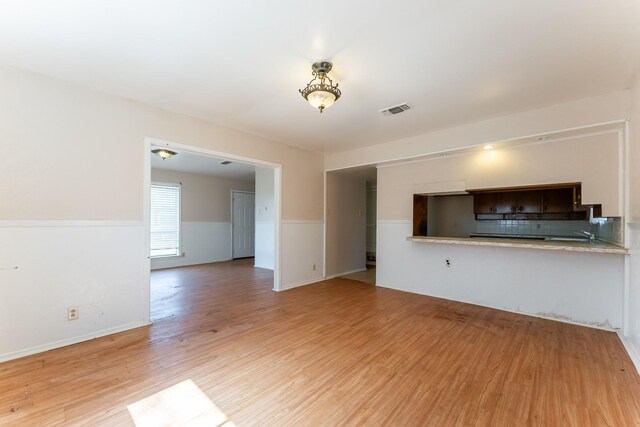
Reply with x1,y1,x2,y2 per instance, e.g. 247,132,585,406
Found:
150,182,181,258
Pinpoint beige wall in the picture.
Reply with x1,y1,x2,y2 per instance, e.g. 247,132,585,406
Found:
378,132,622,220
151,168,253,222
325,90,629,171
0,65,323,221
326,172,367,276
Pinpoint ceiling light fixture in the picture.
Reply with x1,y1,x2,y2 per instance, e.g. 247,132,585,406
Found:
299,61,341,113
151,148,177,160
483,144,494,150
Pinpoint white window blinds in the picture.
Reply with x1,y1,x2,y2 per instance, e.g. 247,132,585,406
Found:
150,182,181,257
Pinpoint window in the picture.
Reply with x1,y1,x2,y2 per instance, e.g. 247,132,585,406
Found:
150,182,181,258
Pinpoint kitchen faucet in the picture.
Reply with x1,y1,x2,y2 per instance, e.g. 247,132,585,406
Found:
574,230,596,242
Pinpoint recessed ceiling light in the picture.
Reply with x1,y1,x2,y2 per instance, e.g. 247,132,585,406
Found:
537,136,548,141
483,144,494,150
219,160,232,165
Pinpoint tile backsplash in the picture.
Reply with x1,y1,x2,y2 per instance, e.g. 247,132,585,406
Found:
475,218,622,244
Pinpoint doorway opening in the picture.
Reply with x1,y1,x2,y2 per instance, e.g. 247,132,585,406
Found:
324,166,377,285
143,137,281,324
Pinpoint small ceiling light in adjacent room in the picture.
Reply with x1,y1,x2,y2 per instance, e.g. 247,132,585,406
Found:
219,160,232,165
152,148,177,160
483,144,494,150
299,61,341,113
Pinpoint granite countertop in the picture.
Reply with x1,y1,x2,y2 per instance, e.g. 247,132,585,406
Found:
405,235,628,255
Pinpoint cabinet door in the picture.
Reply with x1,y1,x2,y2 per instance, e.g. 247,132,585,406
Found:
514,191,542,213
473,193,496,214
542,188,574,213
494,192,516,214
474,192,519,214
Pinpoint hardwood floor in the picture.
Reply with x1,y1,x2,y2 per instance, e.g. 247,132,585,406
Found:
340,267,376,284
1,259,640,426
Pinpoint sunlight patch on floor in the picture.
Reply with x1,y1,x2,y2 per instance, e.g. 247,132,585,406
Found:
127,379,236,427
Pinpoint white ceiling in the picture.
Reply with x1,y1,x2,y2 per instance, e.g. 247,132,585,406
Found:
0,1,639,153
151,150,255,181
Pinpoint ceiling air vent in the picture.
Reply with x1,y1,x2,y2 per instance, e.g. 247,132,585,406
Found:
219,160,232,165
380,103,411,116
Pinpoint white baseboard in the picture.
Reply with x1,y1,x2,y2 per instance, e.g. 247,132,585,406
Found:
282,267,367,291
617,331,640,375
254,263,275,270
151,257,233,270
377,281,617,332
324,267,367,280
0,321,150,363
279,276,324,291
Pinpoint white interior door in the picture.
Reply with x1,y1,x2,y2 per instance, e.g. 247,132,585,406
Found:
232,191,255,258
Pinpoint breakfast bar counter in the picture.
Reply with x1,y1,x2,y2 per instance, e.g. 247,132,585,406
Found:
406,235,627,255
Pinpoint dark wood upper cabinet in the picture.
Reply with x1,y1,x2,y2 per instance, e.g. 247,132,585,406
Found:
474,190,541,214
494,192,518,214
542,188,574,213
473,192,498,214
513,190,542,213
470,183,587,220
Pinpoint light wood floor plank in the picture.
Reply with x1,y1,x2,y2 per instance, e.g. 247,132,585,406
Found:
1,258,639,426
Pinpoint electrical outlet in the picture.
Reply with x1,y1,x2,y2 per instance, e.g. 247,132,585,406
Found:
68,307,79,320
445,259,451,268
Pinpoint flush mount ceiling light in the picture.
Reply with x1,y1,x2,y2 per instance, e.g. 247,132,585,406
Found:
152,148,177,160
299,61,341,113
483,144,494,150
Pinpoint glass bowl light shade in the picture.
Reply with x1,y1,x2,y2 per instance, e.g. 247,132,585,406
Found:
299,61,341,113
306,89,336,111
